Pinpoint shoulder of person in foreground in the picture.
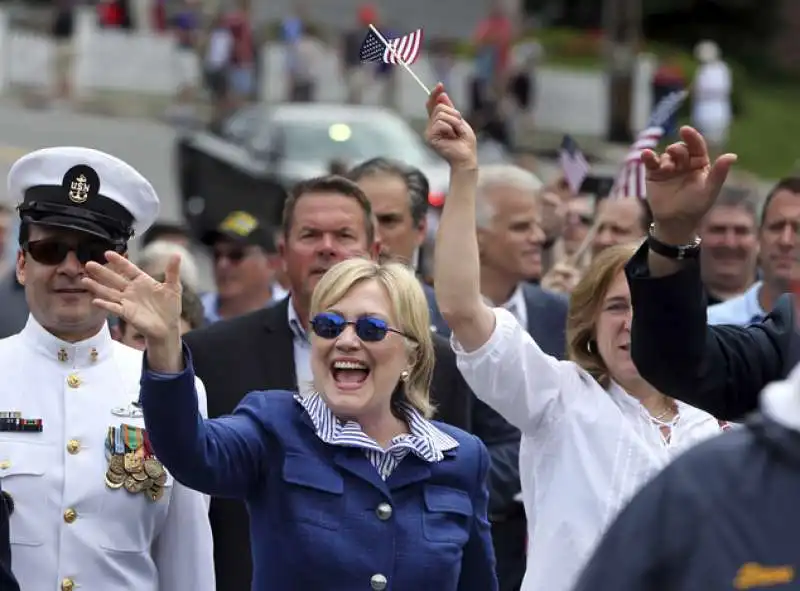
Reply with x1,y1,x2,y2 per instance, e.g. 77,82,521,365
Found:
574,425,763,591
625,242,794,421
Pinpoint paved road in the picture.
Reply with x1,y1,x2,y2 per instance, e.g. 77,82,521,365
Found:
0,103,182,222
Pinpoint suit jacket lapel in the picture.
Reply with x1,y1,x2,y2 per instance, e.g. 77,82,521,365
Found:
261,297,299,391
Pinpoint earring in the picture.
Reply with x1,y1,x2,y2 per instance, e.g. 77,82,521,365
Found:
586,340,594,354
399,370,410,382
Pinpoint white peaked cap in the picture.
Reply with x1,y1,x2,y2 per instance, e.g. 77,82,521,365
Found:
8,146,160,242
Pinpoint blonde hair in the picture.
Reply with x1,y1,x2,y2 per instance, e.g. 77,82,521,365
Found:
309,258,436,418
566,243,639,388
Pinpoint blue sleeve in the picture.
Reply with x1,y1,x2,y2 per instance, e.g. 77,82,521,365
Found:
140,345,269,499
458,435,499,591
572,459,699,590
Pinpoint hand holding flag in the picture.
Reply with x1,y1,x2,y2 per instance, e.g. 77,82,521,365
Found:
425,83,477,171
360,25,430,95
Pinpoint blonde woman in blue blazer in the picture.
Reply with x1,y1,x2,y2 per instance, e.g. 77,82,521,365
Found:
82,250,498,591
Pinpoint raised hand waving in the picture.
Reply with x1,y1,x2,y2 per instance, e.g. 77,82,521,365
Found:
643,126,737,243
82,252,183,342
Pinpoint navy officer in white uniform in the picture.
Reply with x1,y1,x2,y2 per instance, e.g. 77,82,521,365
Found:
0,147,214,591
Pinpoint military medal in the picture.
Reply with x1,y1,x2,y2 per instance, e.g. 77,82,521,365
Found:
123,475,141,493
148,485,164,502
105,423,168,502
105,426,128,490
105,473,124,489
109,454,125,475
124,451,143,473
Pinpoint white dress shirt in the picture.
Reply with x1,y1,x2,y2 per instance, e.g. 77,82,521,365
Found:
485,283,528,330
288,299,313,395
0,316,215,591
452,308,723,591
707,281,766,326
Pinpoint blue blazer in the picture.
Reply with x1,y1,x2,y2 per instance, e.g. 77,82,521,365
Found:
140,353,498,591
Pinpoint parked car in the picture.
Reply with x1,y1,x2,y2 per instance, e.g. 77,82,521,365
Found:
175,103,454,239
175,102,514,239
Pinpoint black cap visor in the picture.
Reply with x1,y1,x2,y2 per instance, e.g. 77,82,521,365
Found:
27,214,118,242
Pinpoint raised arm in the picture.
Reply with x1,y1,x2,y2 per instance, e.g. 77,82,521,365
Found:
626,126,789,419
426,83,495,352
141,351,269,497
626,243,792,420
83,252,269,497
427,84,569,432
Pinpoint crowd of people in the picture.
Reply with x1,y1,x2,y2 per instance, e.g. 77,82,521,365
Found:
0,76,798,591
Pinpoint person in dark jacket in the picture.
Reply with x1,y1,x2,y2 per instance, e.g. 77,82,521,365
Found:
1,487,20,591
622,125,790,421
573,369,800,591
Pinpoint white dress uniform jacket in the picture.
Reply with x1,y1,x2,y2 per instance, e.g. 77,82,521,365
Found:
452,308,724,591
0,315,215,591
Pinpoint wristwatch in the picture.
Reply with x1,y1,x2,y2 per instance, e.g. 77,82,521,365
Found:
647,223,702,260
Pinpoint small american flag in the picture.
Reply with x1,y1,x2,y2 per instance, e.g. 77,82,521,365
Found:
609,89,689,200
360,28,423,65
559,135,590,195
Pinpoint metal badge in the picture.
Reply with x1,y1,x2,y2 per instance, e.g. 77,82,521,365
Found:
111,403,143,418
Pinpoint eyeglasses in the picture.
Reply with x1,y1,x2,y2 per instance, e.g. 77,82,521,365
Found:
24,239,121,266
213,248,247,264
310,312,416,343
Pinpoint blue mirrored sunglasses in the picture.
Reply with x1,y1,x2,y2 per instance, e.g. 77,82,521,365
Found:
310,312,416,343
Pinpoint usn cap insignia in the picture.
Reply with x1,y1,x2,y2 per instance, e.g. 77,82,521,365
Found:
62,164,100,205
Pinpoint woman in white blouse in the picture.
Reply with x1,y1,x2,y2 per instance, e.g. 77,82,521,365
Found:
424,83,725,591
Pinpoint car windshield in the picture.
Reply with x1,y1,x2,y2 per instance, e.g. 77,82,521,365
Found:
275,116,433,167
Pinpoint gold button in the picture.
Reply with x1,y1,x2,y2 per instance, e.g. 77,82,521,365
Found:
63,508,77,524
61,578,74,591
0,460,9,470
66,374,81,389
66,439,80,454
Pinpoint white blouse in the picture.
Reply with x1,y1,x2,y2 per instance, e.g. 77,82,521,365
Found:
452,308,723,591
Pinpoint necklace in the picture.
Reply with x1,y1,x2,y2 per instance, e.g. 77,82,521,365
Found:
652,407,673,422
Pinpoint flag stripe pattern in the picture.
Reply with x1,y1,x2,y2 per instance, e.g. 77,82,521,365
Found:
559,135,591,195
609,89,689,200
359,28,423,65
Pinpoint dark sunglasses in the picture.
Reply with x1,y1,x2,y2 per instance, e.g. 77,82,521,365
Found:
310,312,416,343
213,248,247,264
24,239,121,266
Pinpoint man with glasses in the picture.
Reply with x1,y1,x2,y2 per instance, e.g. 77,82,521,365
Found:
200,210,283,324
0,147,214,590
